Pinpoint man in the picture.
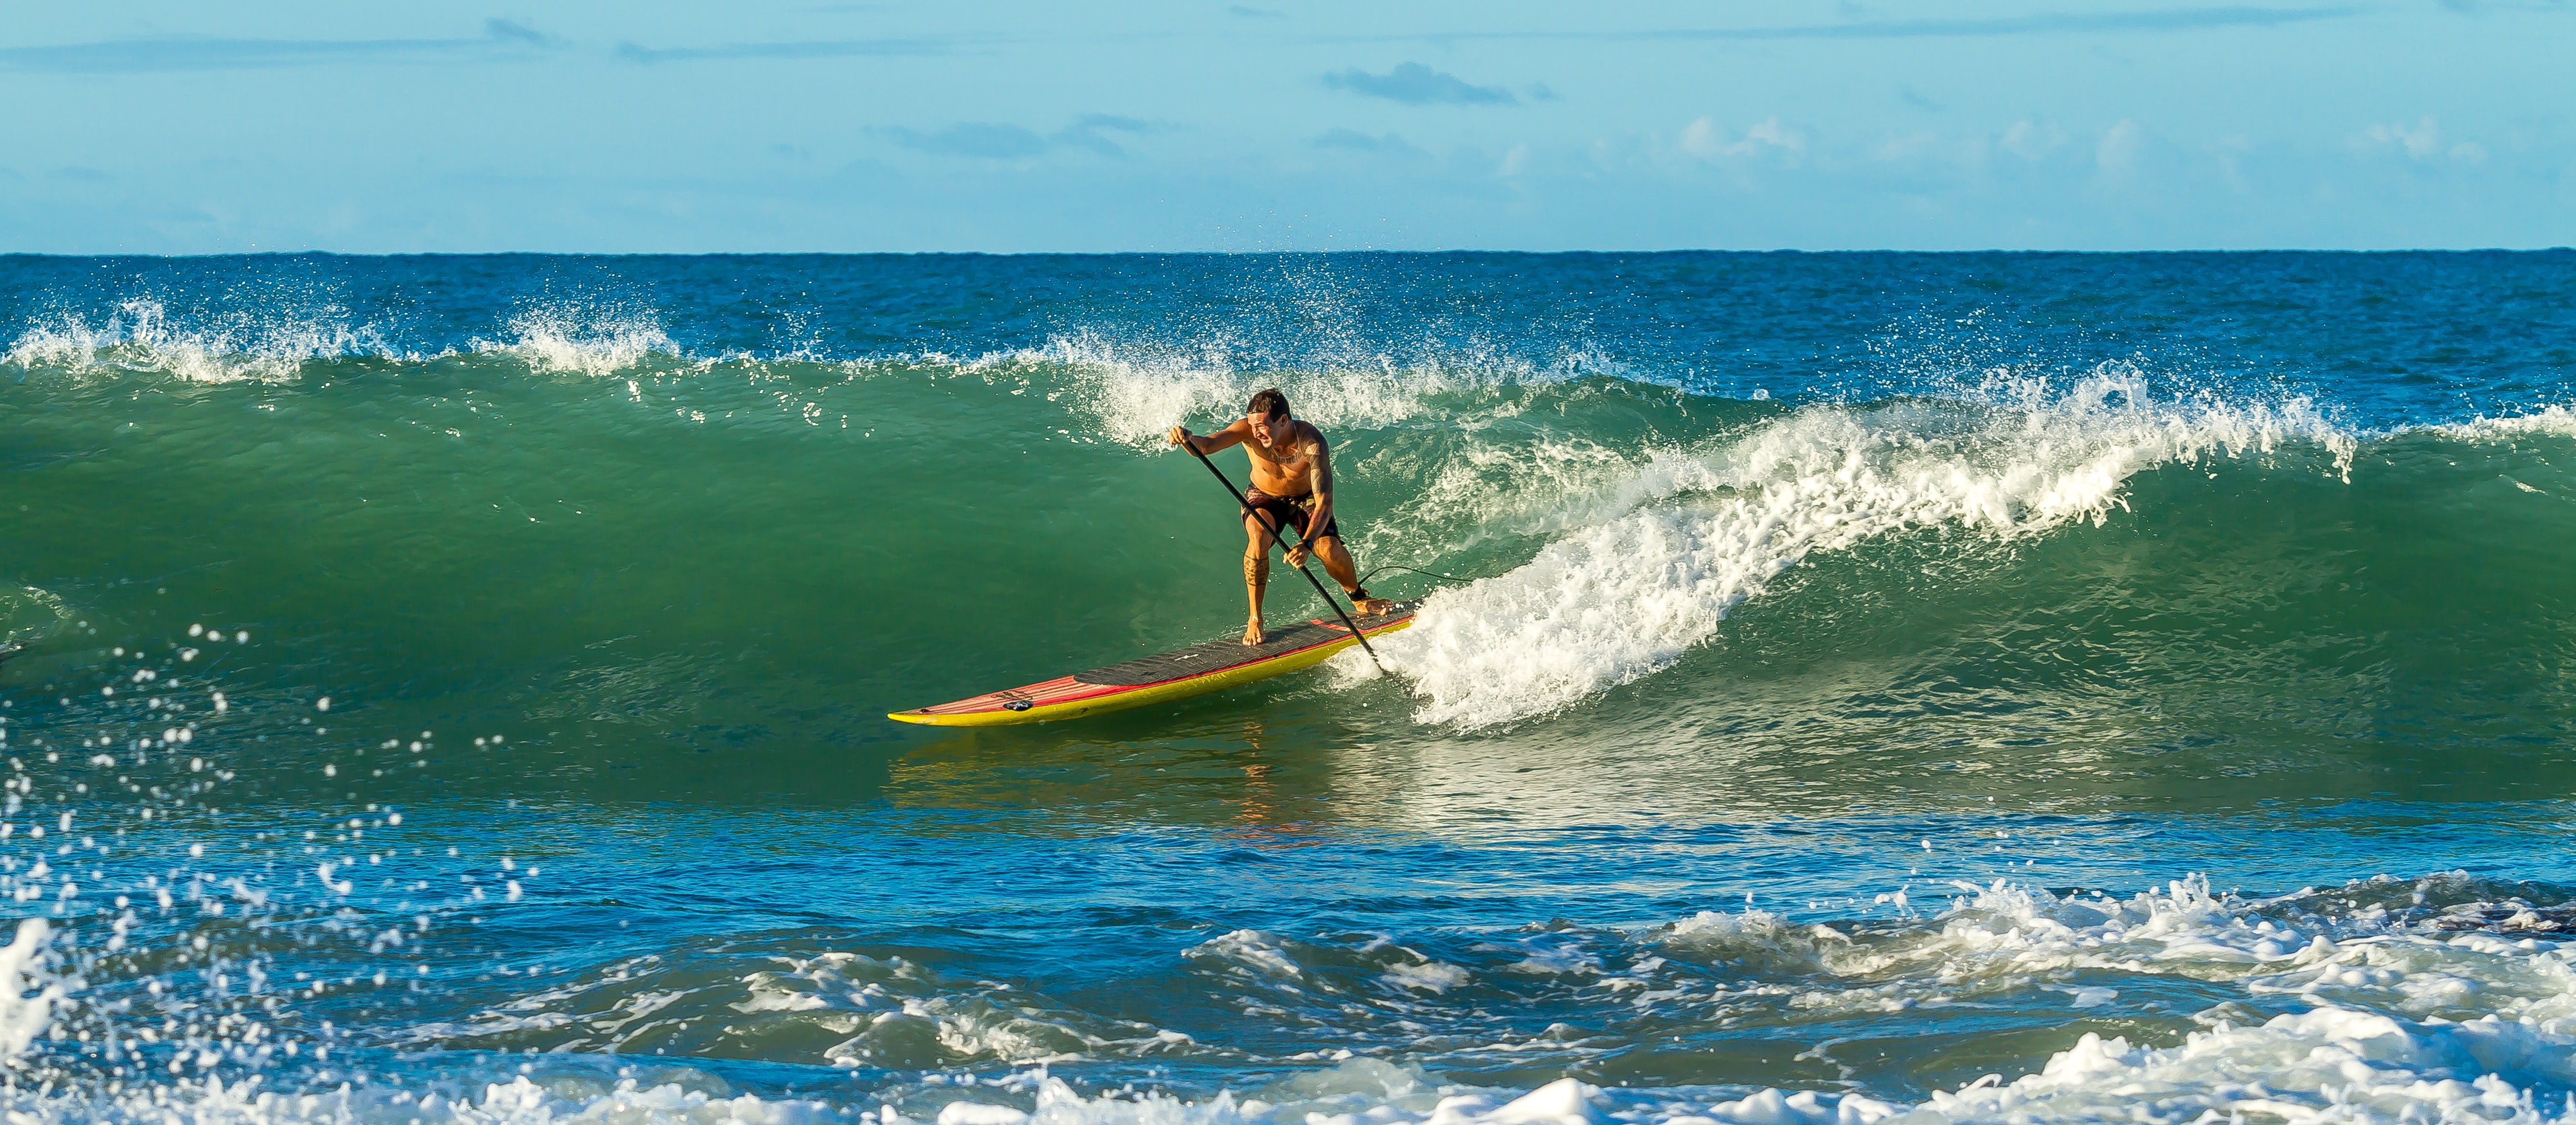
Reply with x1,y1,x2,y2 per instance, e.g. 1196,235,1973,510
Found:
1170,388,1395,645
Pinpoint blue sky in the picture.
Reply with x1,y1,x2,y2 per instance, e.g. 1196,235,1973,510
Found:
2,2,2569,252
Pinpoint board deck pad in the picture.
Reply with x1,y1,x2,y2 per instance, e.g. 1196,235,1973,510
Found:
1067,616,1373,686
889,600,1417,726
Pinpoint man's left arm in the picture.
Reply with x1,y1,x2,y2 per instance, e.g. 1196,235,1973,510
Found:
1290,435,1332,566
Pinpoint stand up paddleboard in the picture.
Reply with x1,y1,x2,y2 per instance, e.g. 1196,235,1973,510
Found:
889,600,1416,727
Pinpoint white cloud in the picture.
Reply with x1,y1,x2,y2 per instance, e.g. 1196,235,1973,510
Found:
1746,117,1807,155
2363,115,2444,159
2355,115,2487,164
1872,130,1944,162
1678,115,1807,162
2000,120,2067,160
2096,119,2143,176
1679,116,1722,157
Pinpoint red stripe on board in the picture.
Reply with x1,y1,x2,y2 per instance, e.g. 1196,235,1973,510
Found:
903,615,1387,717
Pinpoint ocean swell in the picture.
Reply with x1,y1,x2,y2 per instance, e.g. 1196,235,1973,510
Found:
1375,370,2358,728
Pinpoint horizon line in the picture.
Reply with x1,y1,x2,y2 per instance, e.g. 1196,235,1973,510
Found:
4,246,2572,259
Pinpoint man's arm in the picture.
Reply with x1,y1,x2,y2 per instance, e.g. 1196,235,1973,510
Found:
1169,419,1251,454
1300,428,1333,542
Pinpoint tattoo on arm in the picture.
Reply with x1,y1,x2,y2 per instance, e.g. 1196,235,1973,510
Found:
1306,438,1332,538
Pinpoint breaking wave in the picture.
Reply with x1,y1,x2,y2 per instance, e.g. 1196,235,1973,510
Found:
1372,370,2360,728
0,298,398,383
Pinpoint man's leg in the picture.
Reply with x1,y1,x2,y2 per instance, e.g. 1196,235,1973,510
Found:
1312,536,1394,615
1242,511,1278,644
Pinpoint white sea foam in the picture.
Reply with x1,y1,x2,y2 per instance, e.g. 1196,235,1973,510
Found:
1336,875,2576,1125
471,305,679,377
1368,369,2359,728
1901,1013,2576,1124
899,1072,1896,1125
1187,929,1309,980
0,918,62,1061
410,947,1188,1070
1380,960,1472,994
1642,876,2576,1123
1,298,396,382
0,1073,844,1125
0,1041,2554,1125
0,867,2567,1125
2439,405,2576,441
968,330,1636,448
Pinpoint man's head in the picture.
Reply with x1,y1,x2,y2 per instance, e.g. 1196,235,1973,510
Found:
1246,388,1291,444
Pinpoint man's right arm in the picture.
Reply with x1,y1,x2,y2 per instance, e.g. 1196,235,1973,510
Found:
1171,420,1249,453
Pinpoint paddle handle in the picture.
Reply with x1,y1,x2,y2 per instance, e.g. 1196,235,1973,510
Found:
1182,440,1389,675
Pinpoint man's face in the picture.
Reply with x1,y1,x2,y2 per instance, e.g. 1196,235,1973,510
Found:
1248,410,1289,446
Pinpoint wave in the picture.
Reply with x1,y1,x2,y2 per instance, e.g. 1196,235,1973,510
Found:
868,873,2576,1125
0,298,718,384
0,298,398,383
935,329,1643,448
1367,368,2361,728
11,871,2565,1125
468,304,682,377
399,943,1198,1069
2440,404,2576,442
2,765,2571,1125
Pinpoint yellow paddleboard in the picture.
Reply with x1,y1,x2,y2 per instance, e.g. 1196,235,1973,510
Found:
889,602,1416,727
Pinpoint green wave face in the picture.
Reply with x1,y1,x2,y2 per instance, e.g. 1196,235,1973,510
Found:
7,338,2574,818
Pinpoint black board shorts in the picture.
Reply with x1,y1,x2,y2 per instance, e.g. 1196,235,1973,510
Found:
1242,489,1340,544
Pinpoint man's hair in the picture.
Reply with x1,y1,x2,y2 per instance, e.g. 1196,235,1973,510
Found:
1247,388,1291,420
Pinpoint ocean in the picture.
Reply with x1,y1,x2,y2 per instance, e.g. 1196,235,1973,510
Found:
2,250,2574,1124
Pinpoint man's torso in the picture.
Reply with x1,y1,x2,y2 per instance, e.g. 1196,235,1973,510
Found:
1245,420,1322,496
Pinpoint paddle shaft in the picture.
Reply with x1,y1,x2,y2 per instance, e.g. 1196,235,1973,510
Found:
1183,441,1389,673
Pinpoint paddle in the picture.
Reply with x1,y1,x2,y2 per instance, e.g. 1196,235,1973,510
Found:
1182,442,1391,675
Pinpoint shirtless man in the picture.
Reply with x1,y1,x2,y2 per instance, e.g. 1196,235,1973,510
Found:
1170,388,1395,644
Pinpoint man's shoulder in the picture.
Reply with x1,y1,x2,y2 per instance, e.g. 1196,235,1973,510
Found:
1296,419,1329,446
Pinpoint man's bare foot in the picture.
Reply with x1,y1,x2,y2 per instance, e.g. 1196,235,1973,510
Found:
1242,618,1265,645
1352,597,1396,617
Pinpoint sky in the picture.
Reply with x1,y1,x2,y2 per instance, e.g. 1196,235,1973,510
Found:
1,1,2570,253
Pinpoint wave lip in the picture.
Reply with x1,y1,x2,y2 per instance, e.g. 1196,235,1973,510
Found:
1,297,397,383
950,328,1636,448
2437,404,2576,442
469,305,679,377
1375,369,2360,729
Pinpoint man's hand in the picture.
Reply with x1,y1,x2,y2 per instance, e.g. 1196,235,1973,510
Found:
1284,544,1311,568
1168,426,1191,448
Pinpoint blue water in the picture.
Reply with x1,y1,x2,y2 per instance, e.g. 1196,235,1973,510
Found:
2,251,2575,1125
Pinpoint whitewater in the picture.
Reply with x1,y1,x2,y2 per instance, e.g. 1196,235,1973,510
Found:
1,250,2573,1125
